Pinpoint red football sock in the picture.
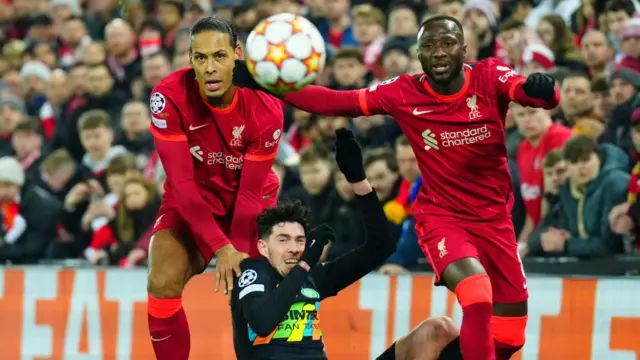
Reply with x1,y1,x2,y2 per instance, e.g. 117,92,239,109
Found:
147,295,190,360
455,274,495,360
491,315,527,360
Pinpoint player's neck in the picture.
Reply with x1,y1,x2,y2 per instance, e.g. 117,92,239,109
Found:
427,68,466,96
203,85,237,110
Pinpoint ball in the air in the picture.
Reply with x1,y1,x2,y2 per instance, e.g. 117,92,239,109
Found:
245,13,326,95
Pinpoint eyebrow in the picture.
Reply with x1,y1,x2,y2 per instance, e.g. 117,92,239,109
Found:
193,49,228,55
422,31,459,39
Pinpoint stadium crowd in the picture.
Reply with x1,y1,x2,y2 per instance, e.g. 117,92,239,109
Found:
0,0,638,272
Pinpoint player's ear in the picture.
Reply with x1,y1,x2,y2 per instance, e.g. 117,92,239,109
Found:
462,43,467,59
257,239,269,258
188,50,193,66
234,44,243,61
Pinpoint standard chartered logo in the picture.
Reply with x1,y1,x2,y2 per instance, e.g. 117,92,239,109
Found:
189,145,244,170
422,129,439,150
422,125,492,151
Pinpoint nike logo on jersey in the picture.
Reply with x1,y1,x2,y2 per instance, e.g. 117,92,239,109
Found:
151,335,171,342
413,108,433,115
311,239,316,247
189,124,209,130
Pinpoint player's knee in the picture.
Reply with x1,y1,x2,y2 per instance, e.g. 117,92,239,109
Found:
416,317,459,343
398,317,460,360
491,314,528,347
454,273,493,308
433,316,460,341
147,269,185,298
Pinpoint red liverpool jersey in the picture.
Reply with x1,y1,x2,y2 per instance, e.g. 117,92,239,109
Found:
516,123,572,224
358,59,559,221
149,68,282,218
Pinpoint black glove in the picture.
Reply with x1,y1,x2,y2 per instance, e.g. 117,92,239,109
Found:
232,59,265,92
334,128,366,183
299,224,335,267
521,72,556,101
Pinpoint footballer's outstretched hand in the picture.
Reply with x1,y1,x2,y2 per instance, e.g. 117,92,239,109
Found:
214,244,249,295
521,73,556,101
233,60,265,92
334,128,366,183
299,224,334,268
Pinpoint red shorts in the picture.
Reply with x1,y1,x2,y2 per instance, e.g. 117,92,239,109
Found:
152,183,279,264
415,214,528,304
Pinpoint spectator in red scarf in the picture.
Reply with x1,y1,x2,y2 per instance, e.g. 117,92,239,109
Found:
11,119,44,180
610,107,640,253
521,43,556,76
86,173,160,267
58,15,91,67
464,0,506,62
351,4,386,79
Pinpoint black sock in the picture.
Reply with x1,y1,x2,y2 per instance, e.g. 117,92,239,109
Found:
437,336,462,360
376,342,396,360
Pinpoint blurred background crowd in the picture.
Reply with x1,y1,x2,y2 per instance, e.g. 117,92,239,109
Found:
0,0,638,273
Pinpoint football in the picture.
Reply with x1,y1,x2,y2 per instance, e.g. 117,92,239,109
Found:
245,13,326,95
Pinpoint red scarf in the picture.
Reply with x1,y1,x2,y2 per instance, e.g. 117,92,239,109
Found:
628,152,640,253
39,102,56,140
1,201,20,230
20,150,40,170
628,152,640,203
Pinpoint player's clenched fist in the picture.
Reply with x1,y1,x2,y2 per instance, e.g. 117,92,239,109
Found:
521,73,556,101
300,224,334,267
215,244,249,295
334,129,366,183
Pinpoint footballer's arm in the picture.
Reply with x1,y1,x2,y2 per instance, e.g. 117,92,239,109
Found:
490,59,560,109
282,82,393,118
311,180,397,297
228,107,283,254
235,259,310,337
228,156,276,253
150,92,231,252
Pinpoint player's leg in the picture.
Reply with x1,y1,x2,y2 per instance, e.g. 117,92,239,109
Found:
491,301,527,360
376,317,461,360
416,220,495,360
147,216,208,360
440,258,495,360
472,219,528,360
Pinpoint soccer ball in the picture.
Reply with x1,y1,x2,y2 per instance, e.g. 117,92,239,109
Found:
245,13,326,95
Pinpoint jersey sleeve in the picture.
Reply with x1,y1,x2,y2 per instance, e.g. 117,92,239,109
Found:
235,260,272,304
245,94,284,162
148,89,187,142
310,190,396,298
228,93,284,252
234,259,310,337
486,59,526,102
360,76,403,116
282,81,395,118
486,58,559,109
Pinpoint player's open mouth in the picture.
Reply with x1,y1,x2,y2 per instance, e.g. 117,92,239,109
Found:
433,64,450,74
205,80,222,91
284,259,299,265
